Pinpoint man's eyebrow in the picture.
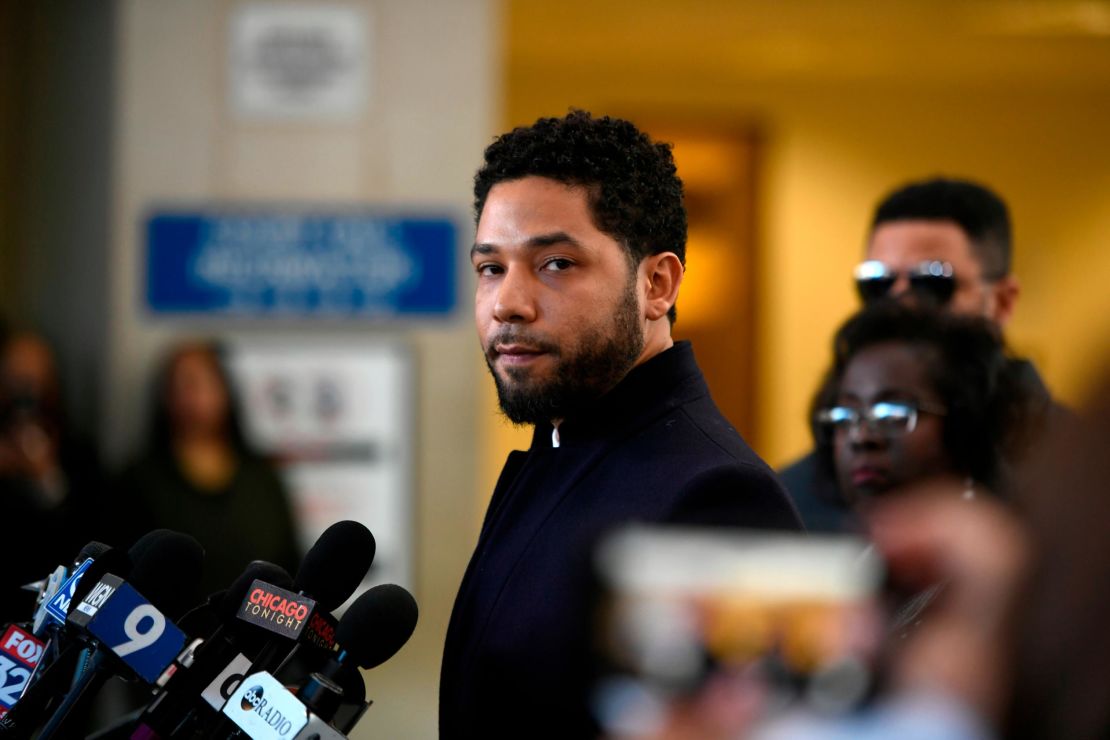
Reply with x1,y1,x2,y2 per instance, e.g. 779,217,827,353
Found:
470,231,583,258
525,231,582,249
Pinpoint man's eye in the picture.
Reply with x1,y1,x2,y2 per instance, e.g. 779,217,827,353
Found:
542,258,573,272
476,263,503,277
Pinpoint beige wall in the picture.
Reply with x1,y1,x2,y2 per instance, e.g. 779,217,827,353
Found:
503,0,1110,468
752,87,1110,464
107,1,498,736
16,1,1110,733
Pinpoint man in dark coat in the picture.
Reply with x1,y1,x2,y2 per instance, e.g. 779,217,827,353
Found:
780,177,1060,532
439,111,801,738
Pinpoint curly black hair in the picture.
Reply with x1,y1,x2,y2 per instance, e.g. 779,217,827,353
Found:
474,109,686,323
872,177,1012,279
811,300,1039,496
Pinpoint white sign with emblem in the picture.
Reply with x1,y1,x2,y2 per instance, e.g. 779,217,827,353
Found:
227,341,414,601
223,671,309,738
229,3,371,121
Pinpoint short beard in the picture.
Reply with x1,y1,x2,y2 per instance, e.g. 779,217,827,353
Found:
486,278,644,426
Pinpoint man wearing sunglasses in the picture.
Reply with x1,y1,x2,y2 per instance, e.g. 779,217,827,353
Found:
780,177,1055,532
856,177,1020,324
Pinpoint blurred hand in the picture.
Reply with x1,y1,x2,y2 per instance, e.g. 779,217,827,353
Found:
0,419,65,508
867,481,1029,723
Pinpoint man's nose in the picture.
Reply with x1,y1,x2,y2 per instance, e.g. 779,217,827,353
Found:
492,267,538,324
888,274,913,299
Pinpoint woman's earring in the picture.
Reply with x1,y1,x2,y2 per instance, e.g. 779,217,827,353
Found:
963,477,977,501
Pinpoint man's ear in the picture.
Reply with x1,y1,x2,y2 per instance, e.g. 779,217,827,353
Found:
640,252,684,321
991,274,1020,327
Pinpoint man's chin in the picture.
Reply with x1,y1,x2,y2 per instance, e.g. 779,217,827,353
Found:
497,362,550,386
492,374,574,426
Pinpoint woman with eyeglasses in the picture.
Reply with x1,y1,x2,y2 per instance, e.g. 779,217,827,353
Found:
811,300,1043,511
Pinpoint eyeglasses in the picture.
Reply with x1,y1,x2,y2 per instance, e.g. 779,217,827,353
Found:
854,260,956,306
816,400,947,438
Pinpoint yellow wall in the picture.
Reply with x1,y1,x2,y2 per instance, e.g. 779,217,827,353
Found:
497,0,1110,471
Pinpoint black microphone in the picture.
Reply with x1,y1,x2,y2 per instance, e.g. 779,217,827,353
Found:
131,561,294,739
250,521,376,676
126,530,206,623
319,585,417,736
2,541,112,714
333,583,418,672
35,530,204,739
224,584,417,739
200,522,375,739
210,585,417,740
261,581,417,736
0,545,134,738
294,521,377,612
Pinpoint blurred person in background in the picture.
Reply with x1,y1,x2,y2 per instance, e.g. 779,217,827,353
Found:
0,326,107,622
759,366,1110,740
113,340,299,594
781,177,1059,531
1001,365,1110,739
622,348,1110,740
810,302,1044,530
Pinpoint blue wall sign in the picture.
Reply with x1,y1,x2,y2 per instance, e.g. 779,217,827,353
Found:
145,211,458,317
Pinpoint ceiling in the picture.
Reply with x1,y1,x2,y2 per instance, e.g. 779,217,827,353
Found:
506,0,1110,91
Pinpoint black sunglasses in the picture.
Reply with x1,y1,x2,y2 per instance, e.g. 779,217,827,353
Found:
854,260,956,305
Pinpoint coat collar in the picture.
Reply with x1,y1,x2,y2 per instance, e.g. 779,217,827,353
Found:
528,340,708,449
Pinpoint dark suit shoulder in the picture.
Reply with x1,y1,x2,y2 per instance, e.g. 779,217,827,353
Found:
625,400,801,531
778,451,859,534
779,451,818,491
665,394,772,468
663,461,799,530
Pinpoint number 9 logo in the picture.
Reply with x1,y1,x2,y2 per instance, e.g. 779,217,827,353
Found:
113,604,167,658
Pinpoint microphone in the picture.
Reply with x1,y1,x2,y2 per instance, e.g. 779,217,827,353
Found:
0,542,110,722
200,522,375,739
28,566,66,634
0,545,134,737
293,521,377,613
248,521,376,677
124,530,205,623
214,584,418,740
35,530,204,739
131,561,294,738
332,584,418,673
0,625,45,721
32,542,112,636
314,583,418,734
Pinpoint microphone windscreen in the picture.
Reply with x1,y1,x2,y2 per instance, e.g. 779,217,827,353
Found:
179,562,294,640
219,560,293,620
176,588,225,639
294,521,376,611
70,546,132,607
127,529,205,620
73,541,111,565
335,584,418,670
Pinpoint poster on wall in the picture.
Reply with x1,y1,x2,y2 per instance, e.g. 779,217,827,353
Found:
144,209,458,318
229,3,371,121
225,340,413,598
